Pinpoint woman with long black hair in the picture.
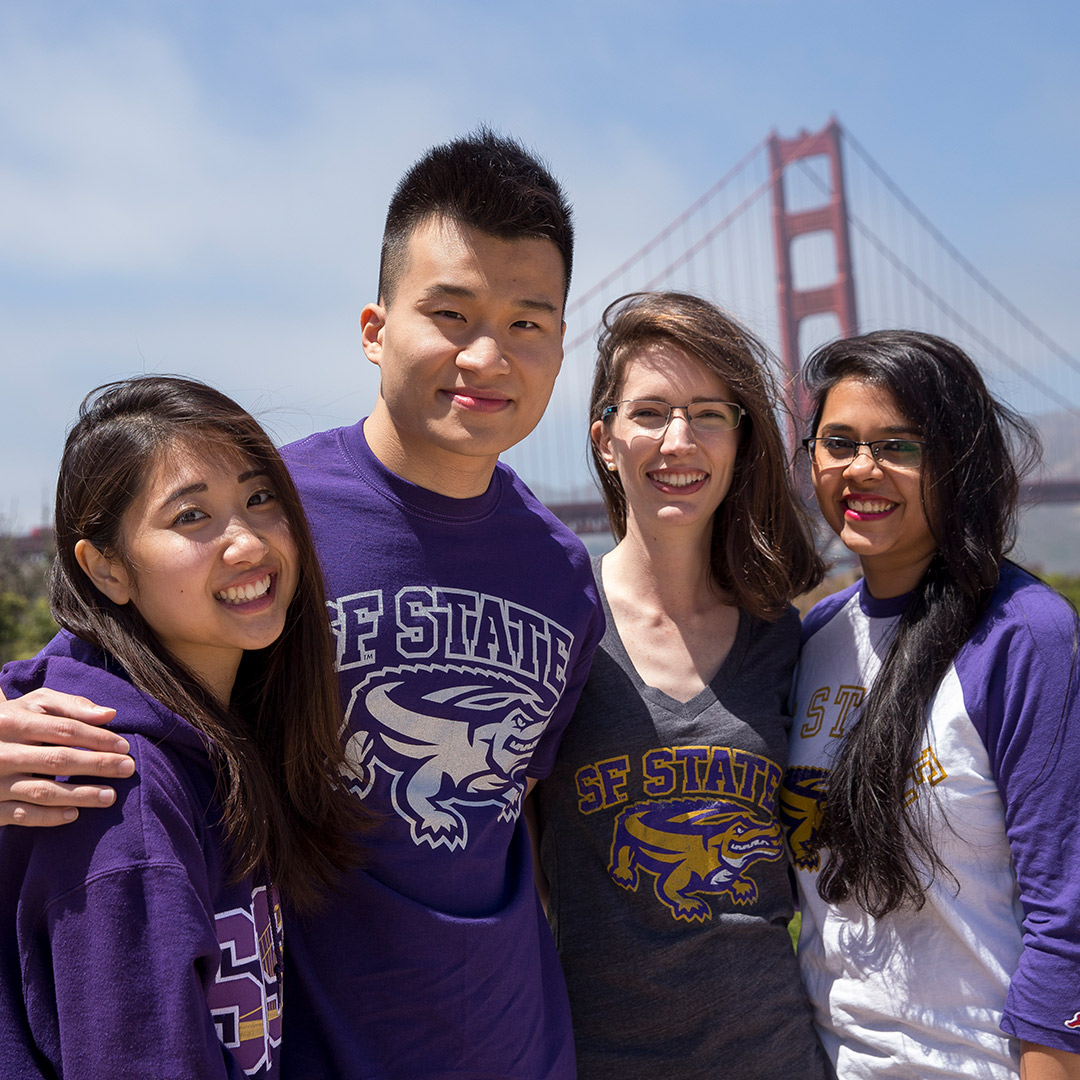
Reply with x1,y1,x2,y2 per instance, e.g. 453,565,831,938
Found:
785,330,1080,1078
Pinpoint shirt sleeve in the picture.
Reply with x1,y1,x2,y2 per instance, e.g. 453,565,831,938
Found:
22,864,247,1080
526,566,606,781
967,583,1080,1054
4,721,253,1080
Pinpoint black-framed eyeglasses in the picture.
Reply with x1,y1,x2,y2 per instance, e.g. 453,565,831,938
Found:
601,399,745,435
803,436,925,469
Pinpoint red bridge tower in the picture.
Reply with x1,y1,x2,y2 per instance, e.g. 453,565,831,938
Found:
768,118,858,423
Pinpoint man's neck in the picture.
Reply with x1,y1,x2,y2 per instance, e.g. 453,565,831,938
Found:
362,410,499,500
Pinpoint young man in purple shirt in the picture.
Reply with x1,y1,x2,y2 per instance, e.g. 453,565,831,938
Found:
0,131,603,1079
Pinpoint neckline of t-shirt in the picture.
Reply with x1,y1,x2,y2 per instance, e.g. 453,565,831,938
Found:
593,555,751,715
339,419,504,523
856,579,912,620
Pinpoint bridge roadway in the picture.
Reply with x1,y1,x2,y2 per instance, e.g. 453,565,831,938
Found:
547,479,1080,536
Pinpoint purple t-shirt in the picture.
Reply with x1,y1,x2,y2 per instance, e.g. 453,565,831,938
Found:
280,420,604,1079
0,632,283,1079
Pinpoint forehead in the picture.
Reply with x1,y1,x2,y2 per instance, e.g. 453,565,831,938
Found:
395,215,566,306
137,438,256,497
617,340,733,400
818,377,916,432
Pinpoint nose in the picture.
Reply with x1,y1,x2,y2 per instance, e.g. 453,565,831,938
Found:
659,408,696,454
222,518,270,563
842,444,883,477
456,331,510,374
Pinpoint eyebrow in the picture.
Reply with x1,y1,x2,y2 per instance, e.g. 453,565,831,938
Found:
158,469,269,510
420,284,558,315
630,396,734,404
819,422,921,437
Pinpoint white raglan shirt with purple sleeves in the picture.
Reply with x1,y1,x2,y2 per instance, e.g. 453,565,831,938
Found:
782,563,1080,1079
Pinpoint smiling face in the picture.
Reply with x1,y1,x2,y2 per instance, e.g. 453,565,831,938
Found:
811,377,937,597
79,444,299,702
360,216,566,498
592,341,740,542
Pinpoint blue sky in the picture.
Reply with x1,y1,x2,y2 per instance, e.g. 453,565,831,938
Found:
3,0,1078,531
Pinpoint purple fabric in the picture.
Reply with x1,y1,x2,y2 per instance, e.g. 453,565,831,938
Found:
951,563,1080,1053
0,632,282,1079
280,420,603,1079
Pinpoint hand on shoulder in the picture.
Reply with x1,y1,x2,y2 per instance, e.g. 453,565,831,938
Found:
0,683,132,827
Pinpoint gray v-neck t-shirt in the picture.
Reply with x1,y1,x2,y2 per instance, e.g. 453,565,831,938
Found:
534,562,827,1079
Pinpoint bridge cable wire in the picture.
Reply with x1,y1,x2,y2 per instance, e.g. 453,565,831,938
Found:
790,152,1080,418
563,176,774,356
564,136,768,319
841,130,1080,382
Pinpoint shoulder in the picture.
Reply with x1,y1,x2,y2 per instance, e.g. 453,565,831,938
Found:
281,422,351,464
736,605,802,688
281,422,362,496
2,633,168,721
800,579,862,644
962,562,1078,673
2,633,214,851
748,603,802,652
953,563,1080,763
2,730,215,929
492,462,594,572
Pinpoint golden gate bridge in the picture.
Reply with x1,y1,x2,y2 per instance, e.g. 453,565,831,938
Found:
502,118,1080,533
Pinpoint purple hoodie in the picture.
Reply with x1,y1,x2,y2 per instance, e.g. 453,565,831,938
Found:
0,631,283,1079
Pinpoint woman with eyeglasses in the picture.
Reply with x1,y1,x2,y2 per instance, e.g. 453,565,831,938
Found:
784,330,1080,1078
530,292,829,1079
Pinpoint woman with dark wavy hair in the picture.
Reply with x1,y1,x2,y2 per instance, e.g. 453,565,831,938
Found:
786,330,1080,1078
0,376,360,1079
532,292,828,1079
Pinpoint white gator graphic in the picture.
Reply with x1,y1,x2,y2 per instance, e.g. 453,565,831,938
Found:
341,663,554,851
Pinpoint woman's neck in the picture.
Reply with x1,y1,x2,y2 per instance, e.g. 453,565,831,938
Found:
601,516,739,703
605,516,724,616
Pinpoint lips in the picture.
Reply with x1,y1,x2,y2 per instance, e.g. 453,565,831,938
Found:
844,497,897,518
648,470,707,490
445,388,510,413
215,574,272,605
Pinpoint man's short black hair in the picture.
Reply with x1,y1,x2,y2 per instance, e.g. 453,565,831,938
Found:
378,128,574,306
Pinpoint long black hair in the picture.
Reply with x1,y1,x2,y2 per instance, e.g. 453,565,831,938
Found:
51,375,362,910
802,330,1040,916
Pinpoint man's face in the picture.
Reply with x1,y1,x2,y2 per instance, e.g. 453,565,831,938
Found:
361,216,566,497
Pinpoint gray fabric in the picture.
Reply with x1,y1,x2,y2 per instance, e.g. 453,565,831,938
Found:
535,565,827,1079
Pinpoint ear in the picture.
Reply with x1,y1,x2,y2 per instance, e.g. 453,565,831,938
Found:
74,539,133,606
591,419,616,473
360,302,387,368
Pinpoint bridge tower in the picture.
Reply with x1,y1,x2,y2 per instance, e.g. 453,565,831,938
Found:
768,118,858,423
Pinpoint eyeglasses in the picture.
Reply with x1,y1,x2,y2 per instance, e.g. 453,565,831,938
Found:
601,399,745,435
803,436,925,469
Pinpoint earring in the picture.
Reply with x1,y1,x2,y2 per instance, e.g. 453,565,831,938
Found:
606,462,617,472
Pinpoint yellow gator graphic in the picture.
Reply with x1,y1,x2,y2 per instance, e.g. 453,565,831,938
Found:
779,765,829,872
608,796,783,922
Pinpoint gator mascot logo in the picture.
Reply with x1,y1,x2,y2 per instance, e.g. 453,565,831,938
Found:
779,765,829,871
341,663,553,851
608,797,783,922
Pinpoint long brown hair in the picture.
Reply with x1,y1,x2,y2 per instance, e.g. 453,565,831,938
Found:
51,376,361,910
589,291,824,619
